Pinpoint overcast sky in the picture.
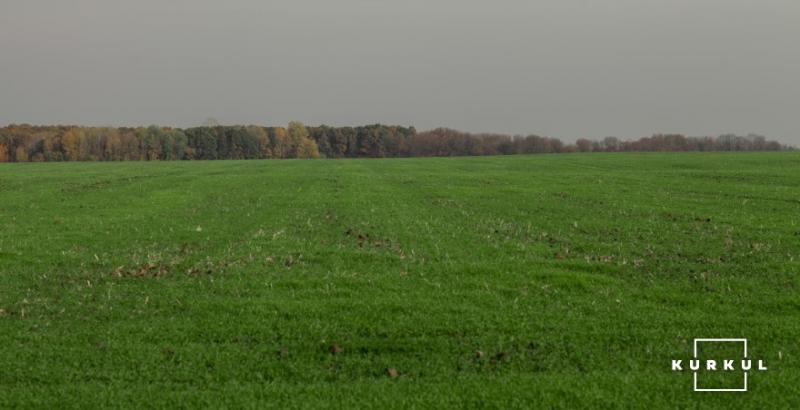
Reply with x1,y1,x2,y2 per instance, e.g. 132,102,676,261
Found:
1,0,798,143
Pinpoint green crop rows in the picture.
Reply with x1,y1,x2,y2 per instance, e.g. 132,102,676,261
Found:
1,152,799,408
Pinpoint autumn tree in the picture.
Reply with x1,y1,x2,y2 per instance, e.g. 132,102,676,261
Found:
297,138,321,158
15,146,28,162
287,121,310,157
61,128,85,160
270,127,290,158
102,128,122,160
308,126,333,158
246,125,271,158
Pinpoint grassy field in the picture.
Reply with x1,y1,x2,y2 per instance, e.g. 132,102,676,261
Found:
1,153,799,408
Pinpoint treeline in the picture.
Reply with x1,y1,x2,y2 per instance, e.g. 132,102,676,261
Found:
572,133,788,153
410,129,789,155
0,122,416,162
0,123,790,162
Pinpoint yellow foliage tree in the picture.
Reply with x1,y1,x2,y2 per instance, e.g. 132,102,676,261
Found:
15,146,28,162
62,128,85,160
272,127,290,158
296,138,320,159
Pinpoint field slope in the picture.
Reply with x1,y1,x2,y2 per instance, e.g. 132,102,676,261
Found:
1,153,799,408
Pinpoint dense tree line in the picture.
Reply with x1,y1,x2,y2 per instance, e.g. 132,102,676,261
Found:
0,123,789,162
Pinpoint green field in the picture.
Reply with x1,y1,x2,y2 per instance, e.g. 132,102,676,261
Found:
1,153,799,408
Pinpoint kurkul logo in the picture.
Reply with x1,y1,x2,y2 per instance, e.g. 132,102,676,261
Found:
672,338,767,392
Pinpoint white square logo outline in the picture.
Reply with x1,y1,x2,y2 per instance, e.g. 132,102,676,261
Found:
693,338,748,392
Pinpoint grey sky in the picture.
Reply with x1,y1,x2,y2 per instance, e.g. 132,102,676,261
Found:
1,0,798,144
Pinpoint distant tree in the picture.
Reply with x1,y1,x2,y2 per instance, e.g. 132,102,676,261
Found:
288,121,310,156
326,128,347,157
602,137,620,152
230,127,260,159
99,128,122,160
355,126,386,157
137,126,165,160
296,138,321,158
339,127,358,157
575,138,593,152
246,126,271,158
223,127,243,159
0,143,8,163
119,130,142,160
186,127,218,160
271,127,291,158
82,128,112,160
308,125,332,158
61,128,84,160
14,145,28,162
214,127,230,159
164,129,188,160
39,132,61,161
